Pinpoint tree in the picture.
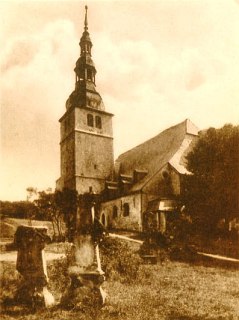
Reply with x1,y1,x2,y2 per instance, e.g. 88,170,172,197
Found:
35,190,58,239
35,188,78,241
55,188,78,241
25,187,38,223
182,124,239,235
26,187,38,201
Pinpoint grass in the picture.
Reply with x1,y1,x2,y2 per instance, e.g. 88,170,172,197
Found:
1,241,239,320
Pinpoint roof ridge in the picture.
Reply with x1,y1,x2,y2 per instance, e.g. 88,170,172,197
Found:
117,119,188,161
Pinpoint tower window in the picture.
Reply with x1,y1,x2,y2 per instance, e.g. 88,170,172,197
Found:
87,69,92,81
95,116,102,129
123,203,130,217
87,114,94,127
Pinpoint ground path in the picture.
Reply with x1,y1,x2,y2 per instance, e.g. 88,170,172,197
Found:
0,251,65,262
197,251,239,263
0,233,239,264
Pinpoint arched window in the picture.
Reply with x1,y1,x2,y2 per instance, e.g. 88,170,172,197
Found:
123,203,130,217
95,116,102,129
87,114,94,127
113,206,118,219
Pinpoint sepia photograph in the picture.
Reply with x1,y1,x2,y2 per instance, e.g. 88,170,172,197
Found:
0,1,239,319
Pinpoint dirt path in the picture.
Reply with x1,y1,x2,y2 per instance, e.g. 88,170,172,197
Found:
197,252,239,263
0,251,65,262
109,232,143,244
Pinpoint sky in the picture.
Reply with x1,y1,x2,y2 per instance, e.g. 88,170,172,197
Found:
1,0,239,201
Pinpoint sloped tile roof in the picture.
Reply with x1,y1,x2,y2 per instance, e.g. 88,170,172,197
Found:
116,119,199,192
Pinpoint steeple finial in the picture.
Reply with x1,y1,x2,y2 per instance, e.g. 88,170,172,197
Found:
84,5,88,31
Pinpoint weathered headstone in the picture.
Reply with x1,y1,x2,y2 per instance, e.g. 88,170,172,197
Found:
14,225,55,308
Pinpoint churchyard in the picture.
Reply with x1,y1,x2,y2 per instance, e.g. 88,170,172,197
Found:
0,233,239,320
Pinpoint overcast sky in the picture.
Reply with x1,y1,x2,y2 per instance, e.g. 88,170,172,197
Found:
1,0,239,201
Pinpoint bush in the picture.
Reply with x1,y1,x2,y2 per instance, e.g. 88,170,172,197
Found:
47,258,70,302
0,262,19,302
100,237,142,283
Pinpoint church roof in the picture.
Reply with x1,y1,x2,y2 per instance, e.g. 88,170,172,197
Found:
115,119,199,192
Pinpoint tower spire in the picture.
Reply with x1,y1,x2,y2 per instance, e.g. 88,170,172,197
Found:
65,5,106,111
84,5,88,31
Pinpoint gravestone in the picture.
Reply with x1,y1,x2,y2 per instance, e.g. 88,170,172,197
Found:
14,225,55,308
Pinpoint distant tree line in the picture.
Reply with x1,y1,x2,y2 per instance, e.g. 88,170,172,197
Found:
0,188,79,241
0,200,39,220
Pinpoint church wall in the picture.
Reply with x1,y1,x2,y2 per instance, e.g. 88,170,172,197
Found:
58,106,114,194
168,166,181,195
141,192,156,214
99,165,182,231
75,176,105,194
73,107,114,194
75,132,114,179
59,109,76,191
142,163,181,199
63,177,76,190
60,135,75,185
143,164,171,197
99,163,182,231
75,108,113,137
100,193,142,231
60,110,75,141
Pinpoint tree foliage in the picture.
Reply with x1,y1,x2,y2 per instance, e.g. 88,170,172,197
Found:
34,188,78,241
183,124,239,234
0,201,37,219
26,187,38,202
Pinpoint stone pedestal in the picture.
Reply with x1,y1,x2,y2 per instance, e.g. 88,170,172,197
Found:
14,225,55,308
61,203,106,309
61,236,106,309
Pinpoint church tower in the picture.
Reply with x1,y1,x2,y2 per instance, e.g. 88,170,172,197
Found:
57,6,114,194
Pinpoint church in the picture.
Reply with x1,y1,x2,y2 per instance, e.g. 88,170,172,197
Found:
56,7,199,231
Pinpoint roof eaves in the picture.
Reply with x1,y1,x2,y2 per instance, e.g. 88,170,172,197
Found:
168,162,192,175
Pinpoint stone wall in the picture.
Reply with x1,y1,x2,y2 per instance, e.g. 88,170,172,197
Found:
100,193,142,231
75,132,114,194
100,164,182,231
58,106,114,195
143,163,181,198
169,165,181,195
60,135,75,185
75,108,113,137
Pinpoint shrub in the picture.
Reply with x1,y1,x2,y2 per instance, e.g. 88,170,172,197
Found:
100,237,142,283
47,258,70,302
0,262,19,302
